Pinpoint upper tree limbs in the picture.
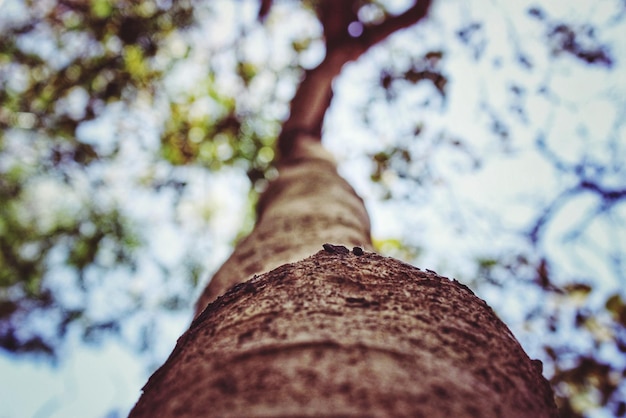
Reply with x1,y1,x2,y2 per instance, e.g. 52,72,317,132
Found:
277,0,434,160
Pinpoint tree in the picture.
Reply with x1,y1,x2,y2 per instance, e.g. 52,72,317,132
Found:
1,0,624,417
129,1,559,416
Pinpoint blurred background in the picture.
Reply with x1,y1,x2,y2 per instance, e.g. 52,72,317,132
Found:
0,0,624,416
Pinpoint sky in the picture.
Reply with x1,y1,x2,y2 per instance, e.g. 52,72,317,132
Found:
0,0,625,417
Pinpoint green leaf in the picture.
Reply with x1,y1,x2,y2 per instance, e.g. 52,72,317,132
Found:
91,0,114,19
606,294,626,326
564,283,592,297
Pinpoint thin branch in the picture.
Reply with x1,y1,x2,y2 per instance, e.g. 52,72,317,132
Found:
579,180,626,204
358,0,434,54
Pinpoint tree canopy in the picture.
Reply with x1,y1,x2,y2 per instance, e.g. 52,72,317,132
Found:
0,0,625,416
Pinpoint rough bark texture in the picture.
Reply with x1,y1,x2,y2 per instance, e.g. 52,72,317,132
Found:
131,250,558,417
194,136,372,312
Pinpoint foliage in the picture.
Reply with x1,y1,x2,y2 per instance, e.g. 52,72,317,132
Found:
0,0,203,357
0,0,625,417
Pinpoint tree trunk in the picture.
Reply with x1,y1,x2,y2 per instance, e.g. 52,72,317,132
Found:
130,2,558,416
129,134,559,417
193,136,373,311
131,248,557,417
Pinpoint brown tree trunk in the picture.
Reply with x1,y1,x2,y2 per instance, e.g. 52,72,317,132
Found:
130,2,559,416
131,249,557,417
193,136,373,310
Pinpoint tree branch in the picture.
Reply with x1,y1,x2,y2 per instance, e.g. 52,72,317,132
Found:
359,0,434,53
277,0,433,160
579,180,626,203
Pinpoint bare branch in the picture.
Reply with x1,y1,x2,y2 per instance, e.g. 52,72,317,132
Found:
579,181,626,204
359,0,434,53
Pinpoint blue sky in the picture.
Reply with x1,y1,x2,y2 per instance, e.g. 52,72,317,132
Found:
0,0,624,416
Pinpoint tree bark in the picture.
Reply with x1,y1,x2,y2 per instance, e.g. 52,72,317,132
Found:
131,250,558,417
194,136,373,311
130,2,559,416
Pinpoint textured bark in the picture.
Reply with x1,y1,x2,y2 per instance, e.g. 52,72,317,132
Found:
131,250,558,417
194,136,372,312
